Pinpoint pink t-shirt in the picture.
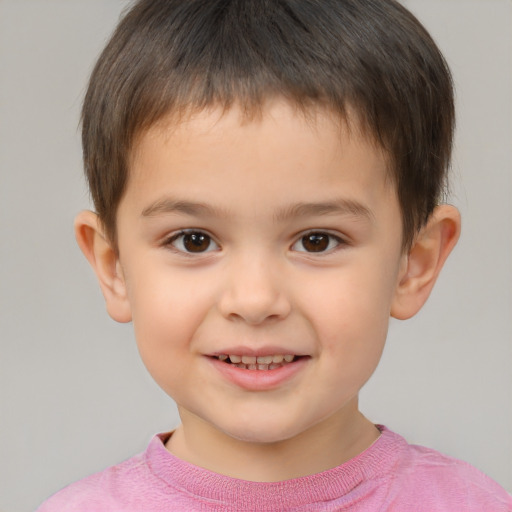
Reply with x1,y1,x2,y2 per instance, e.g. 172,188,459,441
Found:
37,426,512,511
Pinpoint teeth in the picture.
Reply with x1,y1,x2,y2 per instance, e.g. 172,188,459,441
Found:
221,353,298,368
256,355,273,364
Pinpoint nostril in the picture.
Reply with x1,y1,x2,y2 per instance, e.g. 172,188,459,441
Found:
217,281,292,326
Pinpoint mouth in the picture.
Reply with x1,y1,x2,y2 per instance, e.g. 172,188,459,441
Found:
208,351,310,390
212,354,304,371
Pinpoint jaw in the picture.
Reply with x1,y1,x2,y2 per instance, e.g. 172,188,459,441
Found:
169,397,379,482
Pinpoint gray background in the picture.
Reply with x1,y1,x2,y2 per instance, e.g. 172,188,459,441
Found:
0,1,510,510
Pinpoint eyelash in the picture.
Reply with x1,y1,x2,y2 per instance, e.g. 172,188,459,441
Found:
163,230,347,255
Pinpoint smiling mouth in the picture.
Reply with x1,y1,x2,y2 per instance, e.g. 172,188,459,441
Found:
212,354,303,371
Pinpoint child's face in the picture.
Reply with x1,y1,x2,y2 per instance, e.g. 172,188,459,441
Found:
114,101,407,444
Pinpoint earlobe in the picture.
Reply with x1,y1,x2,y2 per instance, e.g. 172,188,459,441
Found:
74,211,132,323
391,205,461,320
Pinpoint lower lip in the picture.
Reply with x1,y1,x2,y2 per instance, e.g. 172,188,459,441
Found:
207,357,309,391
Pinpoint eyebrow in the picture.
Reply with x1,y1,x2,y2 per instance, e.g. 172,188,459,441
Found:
273,199,375,223
141,197,374,222
141,199,228,218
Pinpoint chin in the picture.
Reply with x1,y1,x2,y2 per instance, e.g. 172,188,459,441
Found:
218,417,306,445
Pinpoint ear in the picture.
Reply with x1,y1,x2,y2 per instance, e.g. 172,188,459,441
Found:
74,210,132,323
391,205,461,320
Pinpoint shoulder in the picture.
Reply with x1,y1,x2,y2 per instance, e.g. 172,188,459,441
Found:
35,450,148,512
382,429,512,511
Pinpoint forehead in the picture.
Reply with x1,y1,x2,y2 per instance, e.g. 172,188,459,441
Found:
123,100,395,217
129,100,388,178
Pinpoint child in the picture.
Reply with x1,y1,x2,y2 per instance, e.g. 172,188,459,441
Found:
37,0,512,510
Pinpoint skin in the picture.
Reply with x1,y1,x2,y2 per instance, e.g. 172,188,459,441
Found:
76,100,460,482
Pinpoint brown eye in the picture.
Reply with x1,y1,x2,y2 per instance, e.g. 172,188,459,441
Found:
169,231,219,253
301,233,329,252
292,232,343,253
183,233,210,252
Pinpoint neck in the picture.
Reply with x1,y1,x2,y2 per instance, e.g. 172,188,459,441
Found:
165,402,381,482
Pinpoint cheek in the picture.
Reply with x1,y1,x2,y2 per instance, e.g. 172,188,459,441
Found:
307,268,394,333
299,261,396,381
123,266,215,384
126,263,213,330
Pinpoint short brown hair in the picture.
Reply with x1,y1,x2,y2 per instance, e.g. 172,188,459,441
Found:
82,0,454,250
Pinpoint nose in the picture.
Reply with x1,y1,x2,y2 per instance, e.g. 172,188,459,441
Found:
217,251,291,325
